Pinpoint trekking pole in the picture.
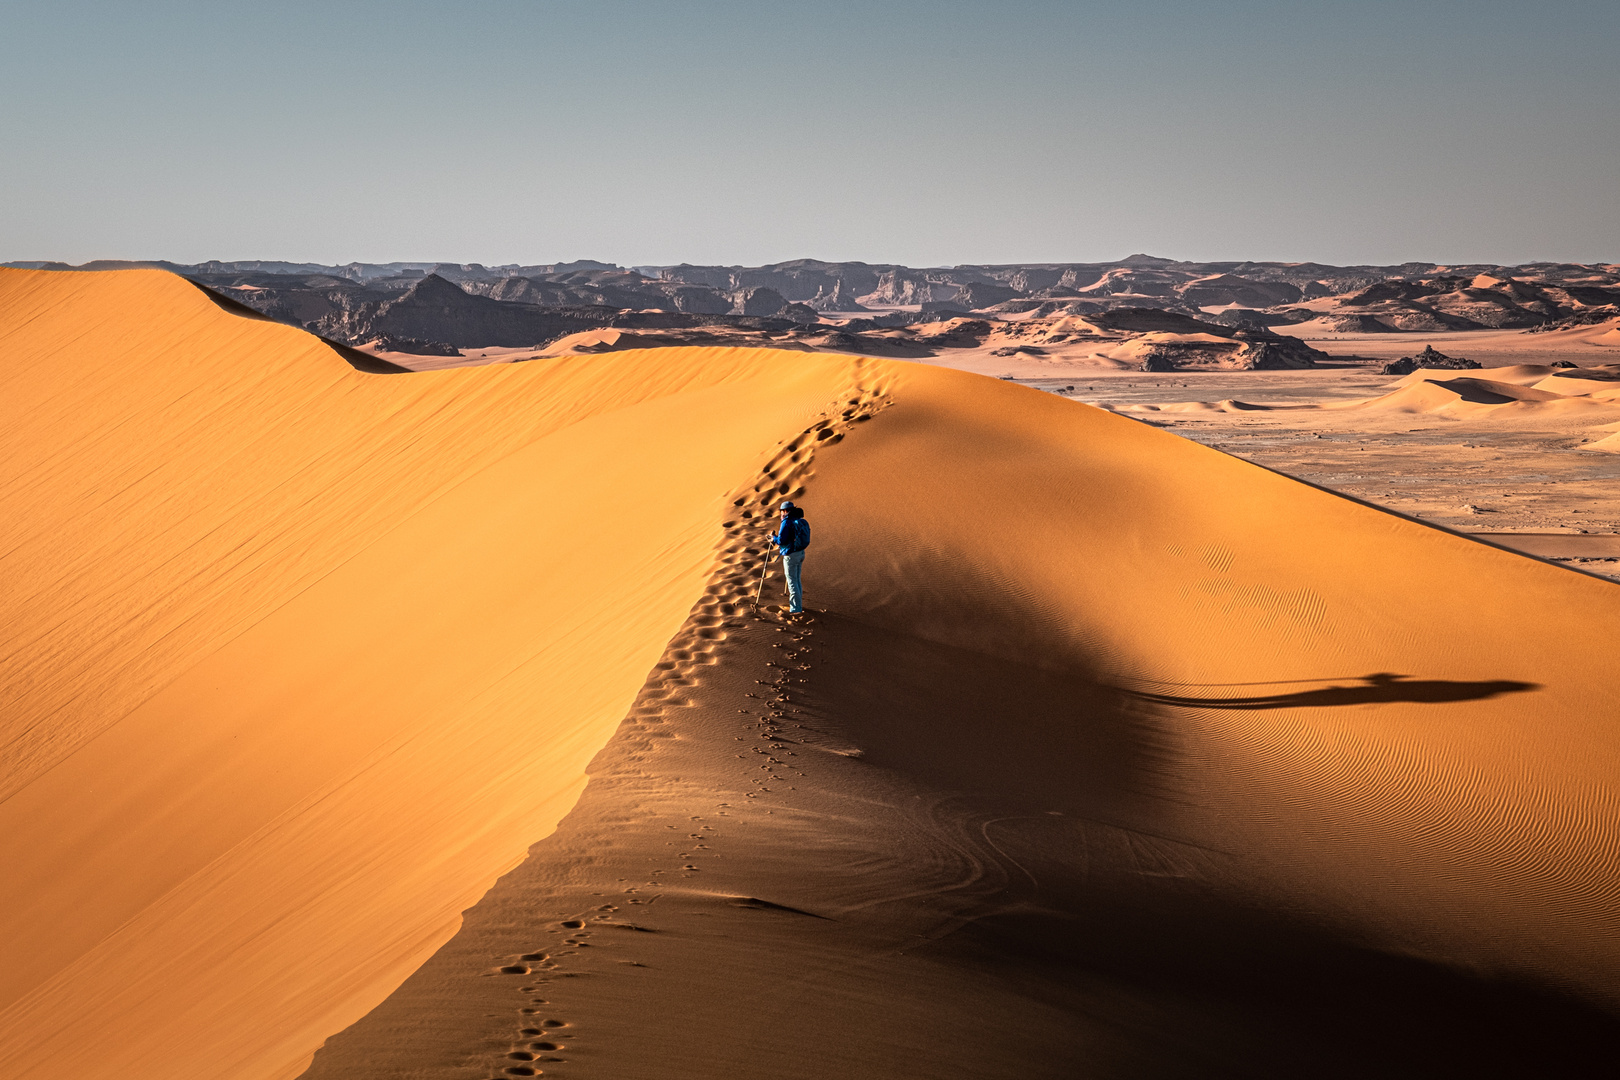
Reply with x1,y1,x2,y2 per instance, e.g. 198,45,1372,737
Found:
752,547,776,610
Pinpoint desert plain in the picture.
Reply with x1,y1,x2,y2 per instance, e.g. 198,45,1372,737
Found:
3,262,1620,1080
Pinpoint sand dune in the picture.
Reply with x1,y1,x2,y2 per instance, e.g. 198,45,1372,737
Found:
308,352,1620,1078
0,268,870,1078
1341,375,1607,417
5,268,1620,1078
1584,430,1620,453
1121,364,1620,425
1391,363,1571,387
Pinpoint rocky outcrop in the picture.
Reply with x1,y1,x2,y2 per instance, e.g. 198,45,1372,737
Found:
1342,280,1447,306
1323,313,1402,333
732,286,791,317
1004,268,1063,292
805,280,870,312
482,277,580,306
1120,313,1327,371
1084,268,1182,298
313,275,615,349
1528,307,1620,332
1318,273,1616,332
1092,308,1228,335
954,281,1025,310
1175,274,1303,309
737,260,884,302
1380,345,1483,375
860,270,941,307
1232,337,1323,370
659,285,733,315
1210,308,1309,328
359,335,460,356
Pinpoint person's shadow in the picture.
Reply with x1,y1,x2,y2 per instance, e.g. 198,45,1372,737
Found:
1124,672,1537,710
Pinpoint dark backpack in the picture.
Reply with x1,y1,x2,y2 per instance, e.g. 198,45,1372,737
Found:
785,516,811,552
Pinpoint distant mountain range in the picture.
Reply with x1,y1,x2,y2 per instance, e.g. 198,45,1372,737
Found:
7,256,1617,353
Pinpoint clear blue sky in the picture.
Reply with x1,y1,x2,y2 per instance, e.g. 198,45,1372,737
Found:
1,0,1615,267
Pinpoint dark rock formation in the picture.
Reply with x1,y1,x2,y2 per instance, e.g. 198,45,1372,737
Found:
1175,274,1302,309
778,303,819,324
1092,308,1230,335
660,285,734,315
954,281,1025,310
805,280,870,312
1324,314,1402,333
1233,339,1319,370
1380,345,1483,375
732,286,791,317
360,335,460,356
1343,280,1447,306
24,255,1614,353
1210,308,1309,329
1528,306,1620,332
311,275,617,349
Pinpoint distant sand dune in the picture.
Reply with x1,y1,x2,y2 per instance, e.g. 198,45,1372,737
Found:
3,269,1620,1079
1121,363,1620,424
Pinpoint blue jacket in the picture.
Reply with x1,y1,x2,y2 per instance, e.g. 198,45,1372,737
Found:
774,516,810,554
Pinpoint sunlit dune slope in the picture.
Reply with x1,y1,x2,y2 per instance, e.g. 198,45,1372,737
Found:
0,268,867,1080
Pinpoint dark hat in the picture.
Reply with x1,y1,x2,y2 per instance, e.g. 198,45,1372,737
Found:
778,500,795,511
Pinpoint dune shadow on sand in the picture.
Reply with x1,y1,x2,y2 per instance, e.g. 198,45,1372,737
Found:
936,896,1620,1079
797,612,1180,816
797,615,1606,1076
1122,671,1538,711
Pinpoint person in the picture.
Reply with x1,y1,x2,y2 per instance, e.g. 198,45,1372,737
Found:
772,499,811,614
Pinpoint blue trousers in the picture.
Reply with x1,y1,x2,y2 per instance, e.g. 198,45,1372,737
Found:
782,550,805,613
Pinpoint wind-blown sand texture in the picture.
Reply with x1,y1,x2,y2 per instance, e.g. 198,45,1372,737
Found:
3,268,1620,1079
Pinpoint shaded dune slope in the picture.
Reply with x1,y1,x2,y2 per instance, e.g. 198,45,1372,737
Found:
3,269,1619,1078
811,365,1620,1003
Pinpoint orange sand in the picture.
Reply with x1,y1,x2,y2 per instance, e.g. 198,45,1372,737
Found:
4,268,1620,1078
0,269,865,1078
